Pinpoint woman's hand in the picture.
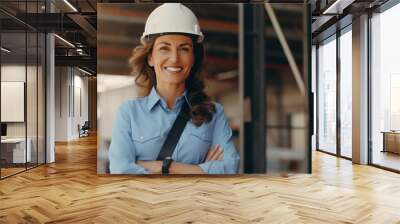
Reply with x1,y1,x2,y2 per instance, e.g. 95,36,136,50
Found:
137,160,205,174
204,144,224,162
136,160,162,174
136,144,223,174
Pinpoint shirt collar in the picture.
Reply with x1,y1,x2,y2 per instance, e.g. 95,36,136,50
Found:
147,87,161,111
147,86,190,112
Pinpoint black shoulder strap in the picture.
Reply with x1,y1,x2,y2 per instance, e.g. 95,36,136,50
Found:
156,101,190,160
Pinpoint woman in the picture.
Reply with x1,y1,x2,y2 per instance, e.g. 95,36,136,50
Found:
109,3,240,174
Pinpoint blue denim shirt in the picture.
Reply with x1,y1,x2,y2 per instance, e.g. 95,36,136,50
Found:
108,87,240,174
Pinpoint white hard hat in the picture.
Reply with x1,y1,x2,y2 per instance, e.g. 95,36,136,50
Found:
141,3,204,43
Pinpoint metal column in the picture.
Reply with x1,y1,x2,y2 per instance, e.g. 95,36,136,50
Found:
241,4,266,173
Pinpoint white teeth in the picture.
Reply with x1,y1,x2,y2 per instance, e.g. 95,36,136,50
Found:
165,67,182,72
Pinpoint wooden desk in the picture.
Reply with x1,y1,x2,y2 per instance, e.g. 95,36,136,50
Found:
381,131,400,154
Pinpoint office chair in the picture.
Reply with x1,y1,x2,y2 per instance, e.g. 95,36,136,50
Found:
79,121,90,138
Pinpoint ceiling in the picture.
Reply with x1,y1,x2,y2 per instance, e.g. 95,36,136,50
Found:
1,0,393,78
97,3,305,78
311,0,390,43
1,1,306,79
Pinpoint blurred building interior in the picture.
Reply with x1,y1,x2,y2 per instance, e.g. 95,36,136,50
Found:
0,0,398,180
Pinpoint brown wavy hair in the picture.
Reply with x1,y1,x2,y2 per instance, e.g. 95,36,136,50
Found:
129,34,215,126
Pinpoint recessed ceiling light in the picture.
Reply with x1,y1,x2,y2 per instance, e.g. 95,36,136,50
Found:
78,67,93,76
322,0,351,15
1,47,11,53
54,34,75,48
63,0,78,12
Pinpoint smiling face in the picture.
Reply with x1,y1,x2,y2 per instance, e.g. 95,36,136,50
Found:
147,34,195,87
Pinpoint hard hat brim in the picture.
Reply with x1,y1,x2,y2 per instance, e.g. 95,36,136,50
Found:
141,32,204,44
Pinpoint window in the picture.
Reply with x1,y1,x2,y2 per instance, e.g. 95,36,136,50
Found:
317,36,337,154
370,2,400,171
339,28,352,158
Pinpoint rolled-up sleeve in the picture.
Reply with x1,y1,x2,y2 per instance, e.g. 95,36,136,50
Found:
198,103,240,174
109,102,149,174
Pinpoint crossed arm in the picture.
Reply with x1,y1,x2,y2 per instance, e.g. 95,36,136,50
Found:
109,102,239,174
136,144,224,174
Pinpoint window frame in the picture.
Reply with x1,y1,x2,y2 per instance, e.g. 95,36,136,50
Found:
315,23,353,161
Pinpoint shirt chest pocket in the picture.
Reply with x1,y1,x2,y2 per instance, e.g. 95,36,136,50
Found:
131,130,163,158
185,127,213,162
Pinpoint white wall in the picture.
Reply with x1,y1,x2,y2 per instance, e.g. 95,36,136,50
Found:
71,73,89,138
1,63,46,164
1,65,32,138
1,65,26,81
54,67,89,141
55,67,68,141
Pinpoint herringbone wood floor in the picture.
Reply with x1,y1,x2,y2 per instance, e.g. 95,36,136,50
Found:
1,135,400,223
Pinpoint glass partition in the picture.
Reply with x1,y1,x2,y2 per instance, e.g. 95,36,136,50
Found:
339,28,352,158
317,36,337,155
0,1,46,179
1,30,28,177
